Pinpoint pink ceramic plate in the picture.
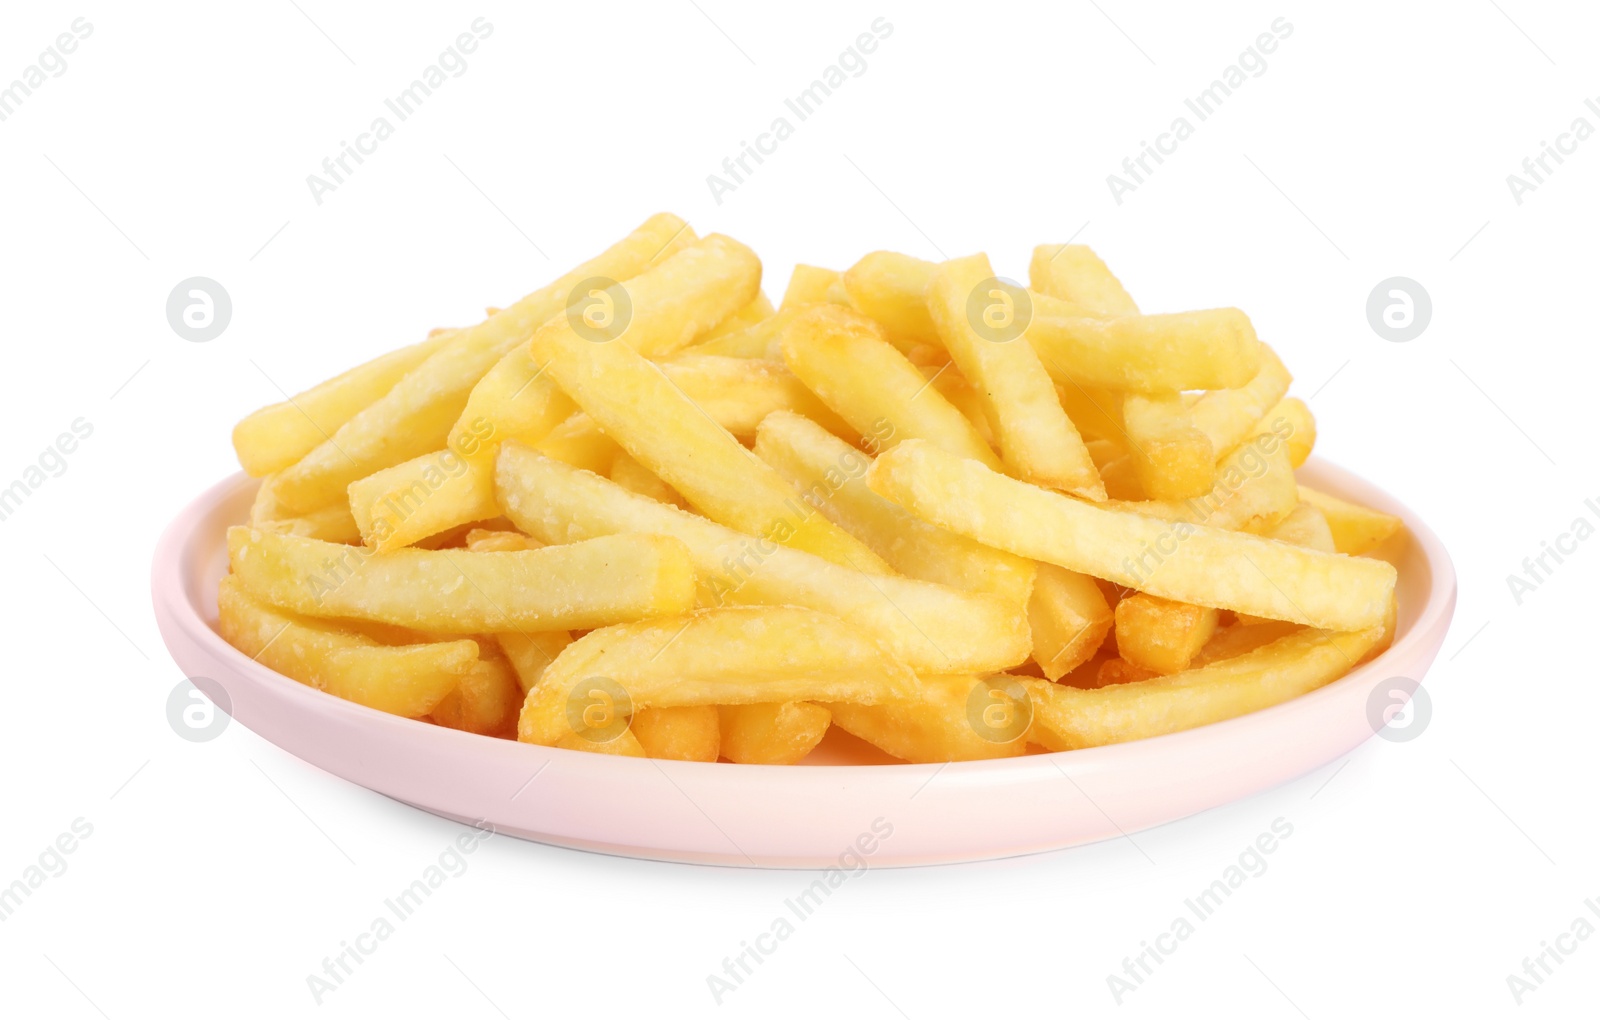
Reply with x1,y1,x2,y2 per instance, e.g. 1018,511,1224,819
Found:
152,458,1454,868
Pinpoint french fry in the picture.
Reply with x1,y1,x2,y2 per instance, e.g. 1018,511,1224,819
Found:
1028,244,1139,315
1113,594,1220,675
1189,346,1292,457
865,440,1397,631
696,291,775,343
828,675,1030,763
462,530,572,695
227,526,697,633
1297,485,1404,554
535,413,623,474
250,477,362,544
1091,658,1161,689
609,454,689,509
463,528,542,553
232,330,456,477
630,706,721,761
926,254,1104,498
430,647,521,736
1055,383,1127,446
1119,392,1215,500
1026,297,1262,393
527,290,895,574
272,213,695,512
347,448,498,553
686,306,797,360
659,354,855,440
495,444,1032,673
517,607,920,746
753,410,1036,608
1024,625,1386,750
1271,397,1316,467
1191,619,1303,665
1028,564,1114,680
216,575,475,718
1105,425,1299,534
557,729,647,756
781,265,846,308
926,364,997,446
780,305,1003,470
718,703,832,765
1266,502,1337,553
841,250,937,350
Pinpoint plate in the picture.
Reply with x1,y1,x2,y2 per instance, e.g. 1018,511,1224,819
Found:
151,458,1455,868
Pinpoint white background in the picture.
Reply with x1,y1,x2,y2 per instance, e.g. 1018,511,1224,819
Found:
1,1,1596,1016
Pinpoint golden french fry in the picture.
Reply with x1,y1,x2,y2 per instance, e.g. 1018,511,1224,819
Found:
1026,297,1262,393
227,526,696,633
460,529,572,695
753,410,1036,608
781,305,1002,469
1189,346,1292,457
1267,502,1336,553
829,675,1030,763
781,265,846,308
609,453,689,509
495,444,1032,673
840,251,937,350
630,706,721,761
216,575,475,718
925,364,997,446
430,648,521,736
685,306,797,359
1271,397,1316,467
1028,244,1139,316
1106,422,1299,534
1297,485,1404,554
250,477,362,544
718,703,831,765
1028,563,1113,680
232,330,456,477
517,607,920,746
1113,594,1220,675
695,291,775,344
866,440,1397,631
927,254,1104,498
1055,383,1127,446
464,528,542,553
348,448,498,553
659,354,855,440
1025,625,1386,750
1119,392,1215,500
1192,619,1304,666
535,413,623,474
1091,658,1161,689
272,213,694,512
527,286,894,575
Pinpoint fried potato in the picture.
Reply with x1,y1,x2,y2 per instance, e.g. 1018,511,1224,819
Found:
781,265,847,308
1091,658,1161,689
1266,502,1337,553
232,329,456,477
866,440,1397,631
631,706,721,762
926,254,1104,498
1024,625,1387,750
609,453,688,508
216,575,474,718
1028,244,1139,315
463,528,542,553
753,410,1036,608
1028,564,1114,680
686,306,797,359
460,529,572,695
1026,298,1262,393
718,702,832,765
658,354,854,440
527,286,894,574
347,449,499,553
249,477,362,544
829,675,1030,763
1105,424,1299,534
1297,485,1404,555
1271,397,1316,467
495,444,1032,674
1113,594,1220,675
1054,382,1127,446
535,413,624,475
270,213,694,512
517,607,919,746
1120,392,1215,500
430,648,521,736
1189,346,1292,457
840,250,938,350
781,305,1003,470
696,291,775,343
227,526,696,633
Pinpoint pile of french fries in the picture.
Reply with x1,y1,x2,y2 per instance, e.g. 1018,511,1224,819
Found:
220,213,1406,765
